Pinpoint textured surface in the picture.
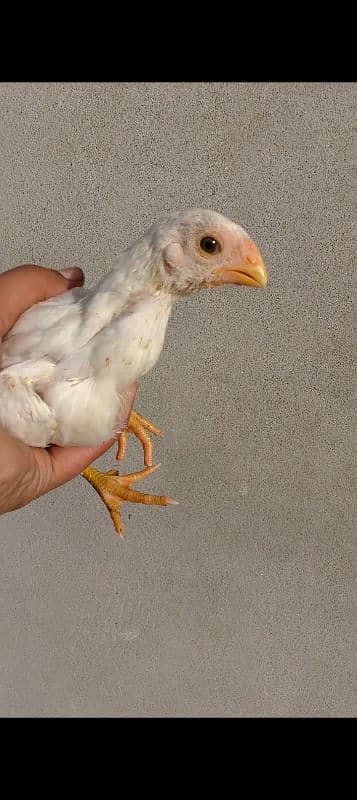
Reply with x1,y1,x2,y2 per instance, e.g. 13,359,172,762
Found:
0,82,355,717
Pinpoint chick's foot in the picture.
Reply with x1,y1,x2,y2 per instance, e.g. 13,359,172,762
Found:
82,463,177,536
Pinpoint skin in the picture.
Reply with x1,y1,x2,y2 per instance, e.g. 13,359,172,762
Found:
0,265,136,515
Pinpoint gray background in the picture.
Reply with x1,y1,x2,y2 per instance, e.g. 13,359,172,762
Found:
0,82,355,717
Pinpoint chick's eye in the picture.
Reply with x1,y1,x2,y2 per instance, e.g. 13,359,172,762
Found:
199,236,221,255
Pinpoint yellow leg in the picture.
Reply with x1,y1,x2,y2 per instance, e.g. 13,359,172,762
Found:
117,409,163,466
82,464,177,537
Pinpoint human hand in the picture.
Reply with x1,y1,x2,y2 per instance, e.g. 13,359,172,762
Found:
0,265,136,515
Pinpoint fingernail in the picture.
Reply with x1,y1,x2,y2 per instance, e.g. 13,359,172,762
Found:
59,267,84,283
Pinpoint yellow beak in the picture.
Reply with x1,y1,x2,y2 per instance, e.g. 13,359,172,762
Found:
211,239,268,288
212,259,268,288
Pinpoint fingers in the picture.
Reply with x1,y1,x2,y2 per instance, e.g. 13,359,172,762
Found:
0,264,84,338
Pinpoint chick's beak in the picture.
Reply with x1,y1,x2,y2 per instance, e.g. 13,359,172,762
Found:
212,238,268,288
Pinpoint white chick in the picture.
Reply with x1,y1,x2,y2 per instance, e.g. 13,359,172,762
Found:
0,208,267,534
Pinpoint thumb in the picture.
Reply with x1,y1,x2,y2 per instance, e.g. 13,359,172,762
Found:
44,438,117,490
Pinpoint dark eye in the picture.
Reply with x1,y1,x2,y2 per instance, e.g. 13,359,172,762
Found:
199,236,221,255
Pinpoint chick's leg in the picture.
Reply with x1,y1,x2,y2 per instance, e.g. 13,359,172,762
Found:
82,464,177,537
117,410,163,467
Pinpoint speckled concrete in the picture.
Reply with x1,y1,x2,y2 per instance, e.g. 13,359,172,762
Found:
0,82,355,717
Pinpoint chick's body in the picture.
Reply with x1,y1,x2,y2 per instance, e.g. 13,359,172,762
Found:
0,208,267,453
1,283,172,447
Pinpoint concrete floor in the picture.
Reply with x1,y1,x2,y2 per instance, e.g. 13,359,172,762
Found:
0,82,355,716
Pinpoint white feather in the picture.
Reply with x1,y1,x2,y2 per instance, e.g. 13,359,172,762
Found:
0,209,254,448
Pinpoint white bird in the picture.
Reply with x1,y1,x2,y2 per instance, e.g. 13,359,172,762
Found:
0,208,267,534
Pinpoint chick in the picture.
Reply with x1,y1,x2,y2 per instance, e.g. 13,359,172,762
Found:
0,209,267,534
